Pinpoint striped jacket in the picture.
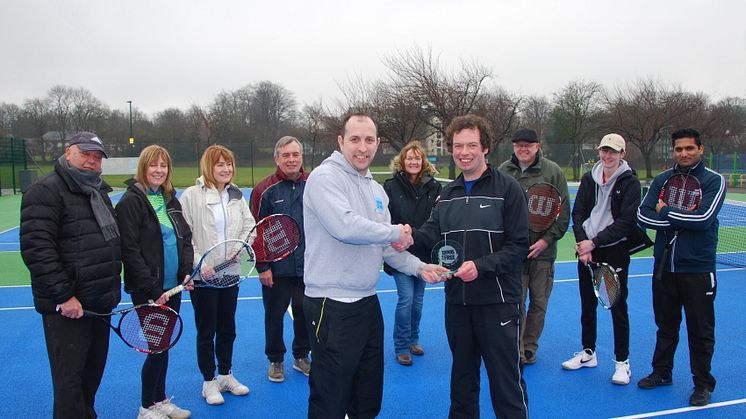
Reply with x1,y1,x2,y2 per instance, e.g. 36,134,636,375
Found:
415,165,529,305
637,159,726,273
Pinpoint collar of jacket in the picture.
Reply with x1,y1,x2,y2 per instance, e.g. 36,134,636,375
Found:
124,178,175,204
673,158,705,176
509,149,542,170
195,176,243,202
452,164,495,188
274,165,309,182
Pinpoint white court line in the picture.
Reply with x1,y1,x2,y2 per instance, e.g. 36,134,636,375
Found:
610,398,746,418
1,266,742,310
0,226,19,235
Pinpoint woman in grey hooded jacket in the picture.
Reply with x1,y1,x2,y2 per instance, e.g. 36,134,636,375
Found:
563,133,642,387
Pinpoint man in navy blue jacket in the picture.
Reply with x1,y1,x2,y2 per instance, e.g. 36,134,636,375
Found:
250,136,311,383
637,128,726,407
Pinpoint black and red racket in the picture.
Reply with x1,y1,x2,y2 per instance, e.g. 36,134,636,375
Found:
587,262,621,309
655,173,702,279
658,173,702,211
526,182,562,233
84,304,182,354
250,214,302,263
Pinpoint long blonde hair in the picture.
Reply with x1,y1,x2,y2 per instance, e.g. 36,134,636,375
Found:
135,145,174,196
390,140,438,184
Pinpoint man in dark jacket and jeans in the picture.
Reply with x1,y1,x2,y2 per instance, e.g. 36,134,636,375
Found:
250,136,311,383
416,115,530,418
20,132,122,419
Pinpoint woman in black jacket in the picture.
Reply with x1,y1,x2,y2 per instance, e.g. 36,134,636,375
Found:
383,141,442,366
563,134,641,386
117,145,194,419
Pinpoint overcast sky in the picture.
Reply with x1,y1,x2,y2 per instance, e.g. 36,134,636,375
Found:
2,0,745,116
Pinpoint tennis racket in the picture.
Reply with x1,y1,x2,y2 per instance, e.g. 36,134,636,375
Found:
83,304,182,354
587,262,621,309
249,214,302,263
654,173,703,279
165,239,256,297
526,182,562,233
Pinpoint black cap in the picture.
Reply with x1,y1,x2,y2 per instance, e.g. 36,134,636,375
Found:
65,132,108,158
511,128,538,143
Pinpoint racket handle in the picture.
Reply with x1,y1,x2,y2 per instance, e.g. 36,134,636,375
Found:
164,285,184,298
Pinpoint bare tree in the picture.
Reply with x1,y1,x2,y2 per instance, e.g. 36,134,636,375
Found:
603,79,706,178
152,108,188,143
185,105,215,145
19,98,53,161
552,80,604,180
337,75,428,151
473,86,523,164
249,81,297,147
69,87,110,133
384,46,492,178
47,85,75,141
0,103,21,137
521,95,552,139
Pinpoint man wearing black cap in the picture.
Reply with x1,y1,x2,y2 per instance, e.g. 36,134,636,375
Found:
20,132,121,418
498,128,570,365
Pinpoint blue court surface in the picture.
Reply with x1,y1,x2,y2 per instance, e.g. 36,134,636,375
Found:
1,258,744,418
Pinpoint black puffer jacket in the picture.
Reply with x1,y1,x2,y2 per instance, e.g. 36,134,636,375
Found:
20,160,122,314
383,172,442,274
116,179,194,300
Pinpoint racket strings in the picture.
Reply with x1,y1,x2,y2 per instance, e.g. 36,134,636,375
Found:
254,216,301,261
198,244,254,287
526,183,561,232
662,175,702,210
119,306,182,353
595,268,620,308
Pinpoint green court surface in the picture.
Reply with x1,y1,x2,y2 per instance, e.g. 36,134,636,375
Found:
2,188,742,287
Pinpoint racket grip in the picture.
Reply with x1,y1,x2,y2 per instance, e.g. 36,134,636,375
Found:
164,285,184,298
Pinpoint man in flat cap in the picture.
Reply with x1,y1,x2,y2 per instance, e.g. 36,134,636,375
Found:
498,128,570,365
20,131,122,418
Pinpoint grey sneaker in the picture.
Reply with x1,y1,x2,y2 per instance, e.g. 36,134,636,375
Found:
152,397,192,418
293,357,311,376
268,361,285,382
217,372,249,396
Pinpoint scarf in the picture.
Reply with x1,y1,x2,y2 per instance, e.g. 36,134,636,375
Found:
58,155,120,241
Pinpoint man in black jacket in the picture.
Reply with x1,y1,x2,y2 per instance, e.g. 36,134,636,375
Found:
416,115,530,418
20,132,122,419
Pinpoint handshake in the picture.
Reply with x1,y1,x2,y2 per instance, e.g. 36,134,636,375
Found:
391,224,415,252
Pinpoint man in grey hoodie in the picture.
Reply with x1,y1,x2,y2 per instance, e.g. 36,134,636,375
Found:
302,113,448,419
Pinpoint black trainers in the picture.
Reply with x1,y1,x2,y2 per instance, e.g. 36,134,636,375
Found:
689,387,711,406
637,372,672,389
524,350,536,365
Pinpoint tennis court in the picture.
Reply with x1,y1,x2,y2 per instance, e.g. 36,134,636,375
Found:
1,189,745,418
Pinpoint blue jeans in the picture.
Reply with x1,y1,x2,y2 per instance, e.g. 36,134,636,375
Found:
393,271,426,355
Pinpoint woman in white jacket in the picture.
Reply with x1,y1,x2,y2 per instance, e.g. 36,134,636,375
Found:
180,145,256,406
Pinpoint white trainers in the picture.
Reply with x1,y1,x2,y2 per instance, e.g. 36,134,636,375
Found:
201,379,225,405
612,359,631,385
152,397,191,418
217,372,250,396
138,406,168,419
561,348,597,370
